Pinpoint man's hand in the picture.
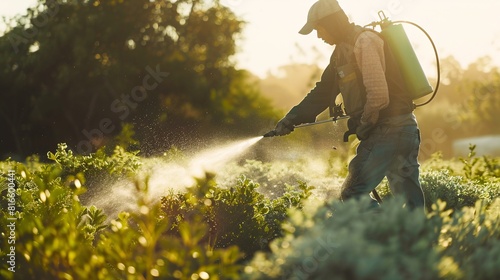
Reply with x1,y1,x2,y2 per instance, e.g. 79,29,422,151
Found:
274,115,295,136
344,117,375,141
347,117,360,134
356,120,375,141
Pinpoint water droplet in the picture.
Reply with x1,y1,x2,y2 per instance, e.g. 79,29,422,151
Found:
138,236,147,246
140,205,149,215
40,191,46,202
150,268,159,277
74,179,82,188
199,271,209,279
204,198,212,206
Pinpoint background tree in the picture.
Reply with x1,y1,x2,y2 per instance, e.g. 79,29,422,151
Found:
414,56,500,158
0,0,277,158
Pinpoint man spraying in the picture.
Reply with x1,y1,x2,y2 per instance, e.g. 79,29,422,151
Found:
271,0,425,209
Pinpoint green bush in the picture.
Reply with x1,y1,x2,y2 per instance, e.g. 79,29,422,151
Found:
421,170,500,211
244,197,500,280
1,143,499,279
1,148,242,280
0,160,107,279
419,146,500,211
47,143,141,176
372,147,500,212
161,175,313,260
458,145,500,180
432,199,500,279
94,181,243,280
216,159,343,200
244,197,442,280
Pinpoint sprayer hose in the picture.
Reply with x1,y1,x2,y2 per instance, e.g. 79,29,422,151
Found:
393,20,441,107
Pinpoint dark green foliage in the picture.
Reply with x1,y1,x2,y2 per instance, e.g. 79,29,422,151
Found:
1,146,499,279
376,169,500,213
161,175,313,260
245,197,500,280
46,143,141,175
432,200,500,280
374,146,500,212
245,197,442,280
420,146,500,211
420,170,498,211
0,159,106,279
0,149,243,279
459,144,500,180
0,0,278,157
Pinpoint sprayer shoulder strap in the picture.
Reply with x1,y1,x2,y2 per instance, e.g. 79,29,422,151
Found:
360,27,383,37
355,28,386,47
361,28,418,113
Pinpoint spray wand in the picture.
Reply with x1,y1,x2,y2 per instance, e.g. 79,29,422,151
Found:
261,109,384,204
263,115,349,137
262,114,383,204
263,103,349,137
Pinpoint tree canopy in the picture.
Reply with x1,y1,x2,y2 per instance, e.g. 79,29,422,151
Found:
0,0,277,158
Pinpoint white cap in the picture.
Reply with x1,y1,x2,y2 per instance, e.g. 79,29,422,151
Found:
299,0,342,35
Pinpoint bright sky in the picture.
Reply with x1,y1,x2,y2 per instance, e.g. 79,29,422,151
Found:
2,0,500,78
224,0,500,78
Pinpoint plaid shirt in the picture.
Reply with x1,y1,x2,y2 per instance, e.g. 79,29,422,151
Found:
287,29,392,126
353,31,389,124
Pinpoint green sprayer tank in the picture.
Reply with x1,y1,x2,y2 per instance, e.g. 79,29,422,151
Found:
378,15,433,100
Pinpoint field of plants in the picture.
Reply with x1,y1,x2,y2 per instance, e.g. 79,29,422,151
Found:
1,1,499,279
1,143,500,280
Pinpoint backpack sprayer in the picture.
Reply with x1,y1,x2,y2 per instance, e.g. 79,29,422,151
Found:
369,11,440,104
263,11,441,137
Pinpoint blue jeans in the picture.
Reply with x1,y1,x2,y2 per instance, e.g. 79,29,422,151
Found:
340,114,425,209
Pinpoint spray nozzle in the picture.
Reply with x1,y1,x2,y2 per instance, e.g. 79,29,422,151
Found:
263,130,277,137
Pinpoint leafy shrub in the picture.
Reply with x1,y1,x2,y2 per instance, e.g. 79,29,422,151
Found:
47,143,141,176
217,159,342,200
244,197,442,280
421,170,500,211
1,149,242,280
0,161,107,279
244,197,500,280
371,147,500,211
432,199,500,280
1,143,499,279
95,179,242,280
220,160,304,198
458,144,500,180
161,175,313,260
